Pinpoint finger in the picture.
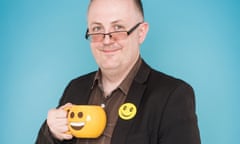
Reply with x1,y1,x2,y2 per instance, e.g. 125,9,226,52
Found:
55,109,68,118
59,103,73,110
47,112,68,129
48,122,69,136
49,129,73,141
61,133,73,140
50,119,68,128
47,109,65,120
53,124,69,133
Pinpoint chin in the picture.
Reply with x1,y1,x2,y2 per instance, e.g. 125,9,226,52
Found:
100,63,120,71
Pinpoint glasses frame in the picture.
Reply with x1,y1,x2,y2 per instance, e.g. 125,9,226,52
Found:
85,22,144,42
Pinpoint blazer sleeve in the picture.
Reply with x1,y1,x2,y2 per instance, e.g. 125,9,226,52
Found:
35,80,78,144
159,82,201,144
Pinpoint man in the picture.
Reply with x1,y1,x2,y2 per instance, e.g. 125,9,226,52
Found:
36,0,201,143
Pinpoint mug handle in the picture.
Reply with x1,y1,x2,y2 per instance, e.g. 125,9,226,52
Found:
64,106,72,135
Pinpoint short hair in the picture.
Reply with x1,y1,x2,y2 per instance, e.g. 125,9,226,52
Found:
134,0,144,18
88,0,145,18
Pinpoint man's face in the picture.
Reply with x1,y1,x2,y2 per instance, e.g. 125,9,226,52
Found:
87,0,148,72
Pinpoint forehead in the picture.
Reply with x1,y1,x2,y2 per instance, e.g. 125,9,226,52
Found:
87,0,140,25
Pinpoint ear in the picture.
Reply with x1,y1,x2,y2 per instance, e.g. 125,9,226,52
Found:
138,22,149,44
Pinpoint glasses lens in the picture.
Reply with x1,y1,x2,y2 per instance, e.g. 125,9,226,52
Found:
90,34,104,42
111,31,128,41
89,32,128,42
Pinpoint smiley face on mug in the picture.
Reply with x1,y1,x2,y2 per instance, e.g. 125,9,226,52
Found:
66,105,106,138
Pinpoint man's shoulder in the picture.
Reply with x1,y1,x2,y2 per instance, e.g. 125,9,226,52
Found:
68,71,97,86
141,61,192,90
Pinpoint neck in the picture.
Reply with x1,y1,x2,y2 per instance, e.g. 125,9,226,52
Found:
100,56,139,96
101,67,129,96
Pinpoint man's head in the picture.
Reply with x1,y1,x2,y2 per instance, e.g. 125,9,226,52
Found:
88,0,145,19
86,0,149,74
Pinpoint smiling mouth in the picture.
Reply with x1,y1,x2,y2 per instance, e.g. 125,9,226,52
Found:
70,122,85,130
120,112,132,117
102,47,122,53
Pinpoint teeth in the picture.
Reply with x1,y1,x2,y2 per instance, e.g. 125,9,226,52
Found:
70,122,85,127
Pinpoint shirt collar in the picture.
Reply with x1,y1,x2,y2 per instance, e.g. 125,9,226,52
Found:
91,56,142,95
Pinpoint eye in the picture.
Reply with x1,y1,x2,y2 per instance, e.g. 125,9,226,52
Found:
78,112,83,118
130,107,133,112
113,24,124,31
91,26,103,33
70,112,75,118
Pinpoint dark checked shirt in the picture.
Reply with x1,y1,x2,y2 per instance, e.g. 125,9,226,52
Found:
76,57,142,144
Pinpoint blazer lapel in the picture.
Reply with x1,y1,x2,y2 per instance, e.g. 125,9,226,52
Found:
69,72,96,105
111,61,151,144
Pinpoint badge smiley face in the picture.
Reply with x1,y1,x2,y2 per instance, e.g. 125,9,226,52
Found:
65,105,106,138
118,103,137,120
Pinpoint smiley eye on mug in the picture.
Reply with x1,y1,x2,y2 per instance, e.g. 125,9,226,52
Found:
78,112,83,118
70,112,75,118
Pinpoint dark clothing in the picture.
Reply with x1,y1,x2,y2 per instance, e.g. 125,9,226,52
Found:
36,59,201,144
77,58,142,144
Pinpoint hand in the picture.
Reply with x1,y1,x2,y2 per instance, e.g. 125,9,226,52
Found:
47,103,73,141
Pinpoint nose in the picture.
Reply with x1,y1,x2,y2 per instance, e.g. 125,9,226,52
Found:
103,34,113,44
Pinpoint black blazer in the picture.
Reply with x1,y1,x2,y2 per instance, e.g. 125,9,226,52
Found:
36,60,201,144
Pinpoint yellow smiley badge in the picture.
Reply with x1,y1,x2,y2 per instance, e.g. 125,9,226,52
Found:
118,103,137,120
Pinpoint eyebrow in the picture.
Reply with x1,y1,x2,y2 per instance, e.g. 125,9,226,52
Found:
90,19,124,26
111,20,123,24
90,22,102,26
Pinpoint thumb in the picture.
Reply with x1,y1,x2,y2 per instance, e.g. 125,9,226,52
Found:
59,103,73,110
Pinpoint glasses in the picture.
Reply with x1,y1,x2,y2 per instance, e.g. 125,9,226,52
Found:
85,22,143,42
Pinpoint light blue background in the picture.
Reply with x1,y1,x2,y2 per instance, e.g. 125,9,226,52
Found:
1,0,239,143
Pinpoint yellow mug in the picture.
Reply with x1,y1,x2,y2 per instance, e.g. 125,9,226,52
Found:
65,105,106,138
